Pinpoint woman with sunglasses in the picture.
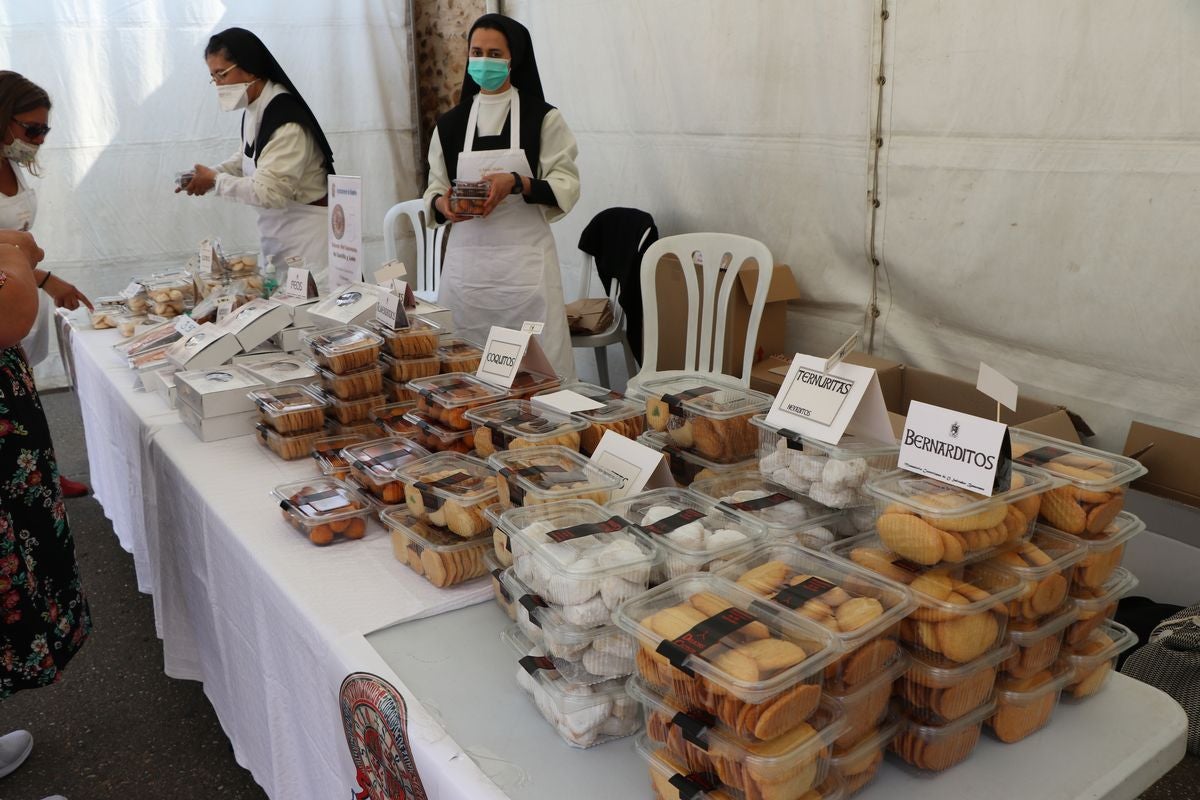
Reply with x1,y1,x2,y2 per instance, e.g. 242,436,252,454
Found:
178,28,335,287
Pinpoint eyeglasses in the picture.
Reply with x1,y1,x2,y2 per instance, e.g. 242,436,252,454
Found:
209,64,239,84
10,120,50,139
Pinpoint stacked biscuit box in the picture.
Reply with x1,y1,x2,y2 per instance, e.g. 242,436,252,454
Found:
175,365,266,441
497,499,658,747
341,437,430,513
251,385,329,459
405,373,508,454
304,326,388,429
532,381,647,456
615,573,848,798
368,317,443,404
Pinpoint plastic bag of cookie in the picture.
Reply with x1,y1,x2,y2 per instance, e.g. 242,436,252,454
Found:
1002,604,1079,680
986,659,1074,743
343,437,430,503
891,698,996,772
692,473,846,549
1067,511,1145,591
466,399,587,457
272,477,371,546
864,466,1056,567
1060,619,1137,700
370,401,418,438
1010,429,1147,536
394,452,498,538
256,424,325,461
821,655,909,751
716,542,915,692
382,507,490,588
313,362,384,401
436,337,484,374
409,372,507,431
1064,566,1138,648
485,551,517,621
378,352,440,383
634,375,773,465
402,410,475,454
894,642,1014,725
304,325,383,374
831,711,900,796
533,381,646,456
490,445,623,510
985,526,1088,623
638,430,759,487
311,432,368,481
365,315,442,359
608,487,765,582
324,392,387,426
614,574,839,743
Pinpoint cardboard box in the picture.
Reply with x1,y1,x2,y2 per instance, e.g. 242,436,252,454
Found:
1123,421,1200,507
653,258,801,379
889,366,1068,430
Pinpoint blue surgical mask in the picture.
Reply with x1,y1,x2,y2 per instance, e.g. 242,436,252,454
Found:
468,57,510,92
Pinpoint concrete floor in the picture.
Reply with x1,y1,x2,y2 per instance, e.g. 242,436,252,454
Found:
1,386,1195,799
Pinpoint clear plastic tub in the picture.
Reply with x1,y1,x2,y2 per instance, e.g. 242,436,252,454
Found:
692,472,847,548
537,381,646,455
986,526,1087,623
485,550,517,621
503,625,641,749
614,573,839,742
1002,604,1080,679
1010,429,1147,535
1061,619,1137,700
891,699,996,772
1065,566,1138,648
826,535,1022,664
312,433,367,481
410,372,508,431
466,399,588,457
1066,511,1146,590
750,414,899,509
863,466,1056,566
393,452,497,538
324,392,387,426
894,642,1014,725
304,325,383,373
141,273,196,317
365,316,441,359
986,659,1074,743
450,179,488,216
504,499,657,610
378,352,440,383
822,654,910,750
486,503,514,568
716,542,915,693
256,424,324,461
403,411,475,454
324,419,382,439
609,487,766,581
313,362,383,401
631,678,845,799
343,437,430,503
382,507,489,588
639,430,758,486
831,712,900,797
369,401,418,437
490,445,623,510
638,375,773,464
382,376,417,404
437,337,484,374
503,370,562,402
273,477,371,546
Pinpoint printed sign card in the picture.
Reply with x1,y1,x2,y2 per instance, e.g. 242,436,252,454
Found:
327,175,363,292
475,325,554,389
764,353,894,445
899,400,1012,495
588,430,674,500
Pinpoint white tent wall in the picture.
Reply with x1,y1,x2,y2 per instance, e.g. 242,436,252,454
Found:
1,1,420,389
511,0,1200,450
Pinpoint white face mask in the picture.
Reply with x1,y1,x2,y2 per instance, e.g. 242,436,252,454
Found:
2,138,39,167
217,81,253,112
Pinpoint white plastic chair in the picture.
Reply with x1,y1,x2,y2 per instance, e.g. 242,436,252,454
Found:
382,198,446,302
570,228,649,387
628,232,774,393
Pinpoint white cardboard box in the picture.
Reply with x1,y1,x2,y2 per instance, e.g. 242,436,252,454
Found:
178,401,258,442
271,326,314,353
166,323,242,371
174,365,265,418
217,298,292,351
272,295,321,328
308,283,388,329
239,355,320,388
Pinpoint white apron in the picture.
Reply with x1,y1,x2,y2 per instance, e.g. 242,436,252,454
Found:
436,89,575,381
242,135,329,291
0,162,51,366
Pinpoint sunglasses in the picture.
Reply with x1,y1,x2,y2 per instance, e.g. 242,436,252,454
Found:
11,119,50,138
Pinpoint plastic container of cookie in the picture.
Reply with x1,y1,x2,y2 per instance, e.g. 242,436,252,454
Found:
393,452,498,539
715,542,915,693
1009,429,1147,535
323,392,387,426
692,472,847,548
831,712,900,797
630,680,846,798
1065,566,1138,649
986,659,1075,743
822,654,909,750
490,446,624,510
1061,619,1137,701
256,424,325,461
614,573,840,742
893,642,1015,726
312,362,384,401
485,503,514,568
501,370,562,402
343,437,430,503
272,477,371,546
634,375,773,465
365,316,442,359
750,414,899,509
303,325,383,374
382,507,490,588
369,401,419,437
862,466,1056,567
1002,603,1080,679
890,698,996,772
402,411,475,454
311,432,368,481
608,487,766,582
1063,511,1145,591
381,376,417,404
503,498,657,608
436,337,484,374
465,399,588,457
985,526,1088,623
250,385,327,434
378,352,440,383
502,625,642,749
324,418,383,440
485,550,517,620
409,372,508,430
534,381,646,455
638,430,758,487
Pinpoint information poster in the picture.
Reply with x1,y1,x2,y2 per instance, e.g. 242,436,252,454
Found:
328,175,363,293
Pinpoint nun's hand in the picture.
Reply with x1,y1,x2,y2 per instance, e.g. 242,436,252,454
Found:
43,275,93,311
183,164,217,196
435,194,469,224
481,172,517,217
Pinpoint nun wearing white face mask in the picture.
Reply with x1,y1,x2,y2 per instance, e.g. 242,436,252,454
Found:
179,28,335,287
424,14,581,382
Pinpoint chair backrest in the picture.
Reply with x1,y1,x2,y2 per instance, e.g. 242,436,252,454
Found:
382,199,445,295
576,227,653,318
637,232,774,381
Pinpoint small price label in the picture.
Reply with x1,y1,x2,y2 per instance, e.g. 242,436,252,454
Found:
521,321,545,335
174,315,200,336
198,238,214,271
215,296,235,323
120,281,143,299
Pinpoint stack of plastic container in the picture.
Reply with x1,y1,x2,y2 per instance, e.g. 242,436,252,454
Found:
367,317,442,406
435,337,483,375
304,326,387,436
405,373,507,454
250,384,329,459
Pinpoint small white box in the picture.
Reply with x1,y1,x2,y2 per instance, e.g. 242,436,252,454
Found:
166,323,242,370
178,401,258,442
240,355,320,388
272,295,321,328
175,365,265,418
217,298,292,351
308,283,388,329
271,326,314,353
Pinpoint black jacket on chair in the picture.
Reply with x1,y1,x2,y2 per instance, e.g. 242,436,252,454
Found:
577,207,658,363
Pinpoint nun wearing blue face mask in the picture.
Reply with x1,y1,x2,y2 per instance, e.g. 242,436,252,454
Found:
423,14,580,382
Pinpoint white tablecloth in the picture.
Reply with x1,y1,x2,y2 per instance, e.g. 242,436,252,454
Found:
69,324,501,800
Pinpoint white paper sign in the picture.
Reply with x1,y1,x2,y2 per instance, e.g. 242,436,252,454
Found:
476,325,555,389
281,266,313,300
198,238,214,272
824,330,861,374
120,281,143,299
174,315,201,336
589,430,674,500
521,320,545,335
376,291,409,330
375,260,408,287
764,353,895,445
215,296,235,323
532,390,605,414
327,175,363,293
899,401,1009,495
976,362,1019,413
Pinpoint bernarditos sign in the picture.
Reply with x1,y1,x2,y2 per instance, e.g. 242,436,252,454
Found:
899,400,1012,495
